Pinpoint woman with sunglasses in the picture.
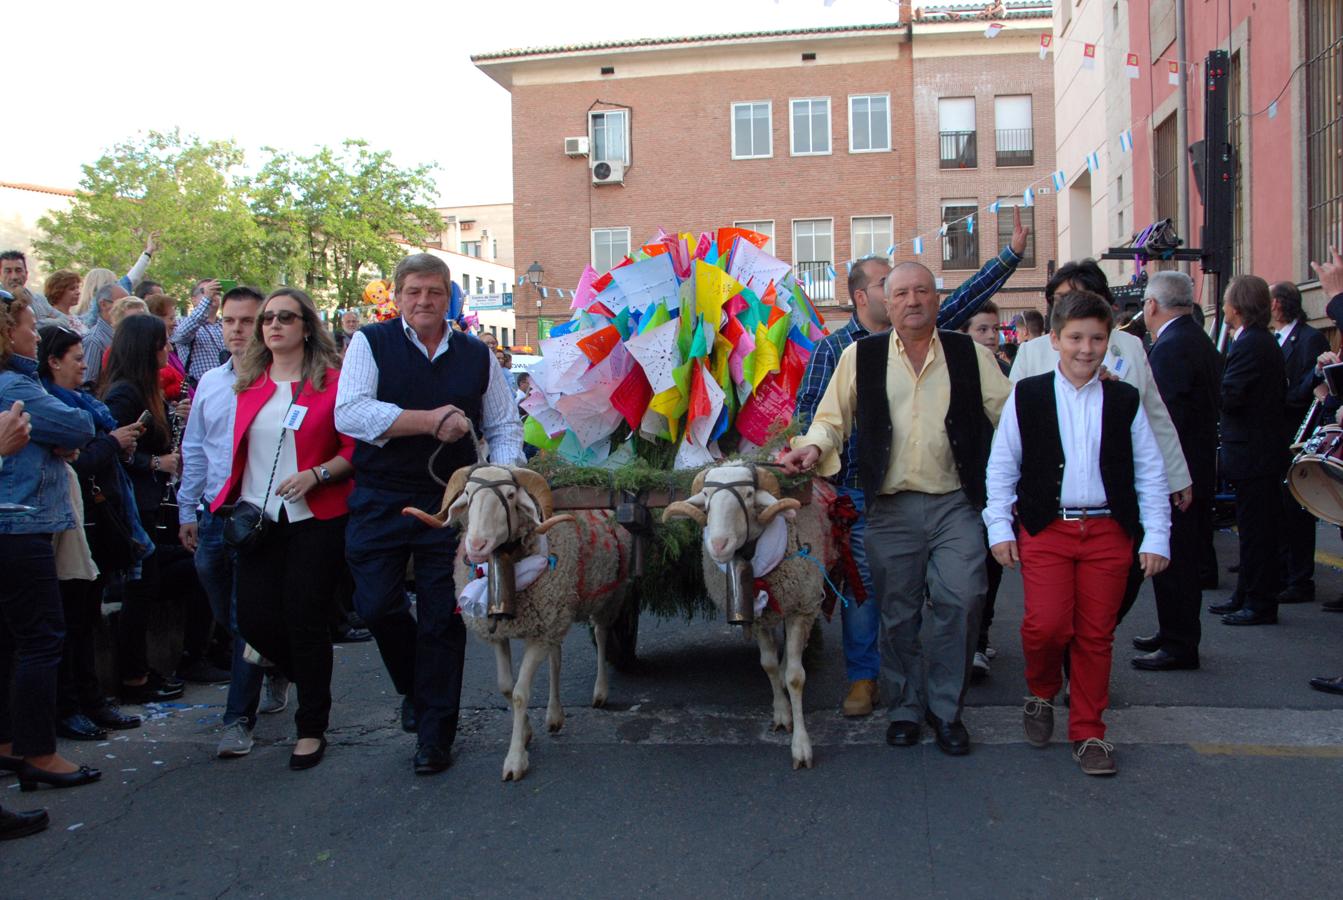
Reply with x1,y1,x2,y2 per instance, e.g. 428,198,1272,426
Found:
37,325,150,740
0,291,103,792
213,288,352,770
100,316,219,702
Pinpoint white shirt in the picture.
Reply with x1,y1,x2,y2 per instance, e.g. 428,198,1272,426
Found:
1275,320,1297,345
335,318,524,464
984,367,1171,558
1009,330,1191,493
178,360,237,525
240,380,312,524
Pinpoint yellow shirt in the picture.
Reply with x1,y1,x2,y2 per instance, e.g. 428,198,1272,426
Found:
793,330,1011,495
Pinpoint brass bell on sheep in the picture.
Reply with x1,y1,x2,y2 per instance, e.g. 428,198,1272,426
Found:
486,550,518,620
725,556,755,626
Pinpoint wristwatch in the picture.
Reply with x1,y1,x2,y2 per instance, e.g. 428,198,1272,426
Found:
317,465,332,483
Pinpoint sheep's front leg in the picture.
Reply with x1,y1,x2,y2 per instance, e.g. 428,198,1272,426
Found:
784,614,815,769
546,643,565,733
502,641,548,782
494,639,514,701
591,623,610,708
755,626,791,732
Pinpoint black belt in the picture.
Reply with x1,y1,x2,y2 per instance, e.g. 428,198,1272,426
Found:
1059,507,1111,521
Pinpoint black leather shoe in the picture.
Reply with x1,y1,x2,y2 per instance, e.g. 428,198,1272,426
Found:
56,714,106,742
17,763,101,792
413,744,452,775
1308,675,1343,695
86,702,142,731
1131,633,1162,652
1131,649,1199,671
1276,587,1314,605
289,737,328,771
1207,599,1242,616
1222,608,1277,626
333,624,373,643
885,720,921,747
401,698,417,734
0,806,48,841
924,712,971,756
1322,596,1343,613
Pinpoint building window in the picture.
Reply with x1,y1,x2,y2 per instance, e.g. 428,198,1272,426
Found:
942,202,979,270
591,227,631,273
849,94,891,152
501,327,510,347
996,198,1036,268
1154,114,1179,227
461,241,481,257
938,97,977,169
475,276,483,295
492,240,498,258
733,220,775,255
851,216,893,260
461,273,470,295
1306,0,1342,277
790,98,831,155
792,219,834,301
731,102,772,159
488,280,495,295
590,109,629,164
993,95,1034,167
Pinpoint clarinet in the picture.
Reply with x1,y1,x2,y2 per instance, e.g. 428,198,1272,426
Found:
1291,398,1323,450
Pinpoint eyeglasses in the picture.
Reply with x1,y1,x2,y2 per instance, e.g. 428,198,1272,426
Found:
261,310,302,325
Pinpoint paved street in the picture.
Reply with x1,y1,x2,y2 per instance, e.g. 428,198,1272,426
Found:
4,526,1342,899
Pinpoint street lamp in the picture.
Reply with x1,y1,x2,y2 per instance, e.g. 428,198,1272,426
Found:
525,260,544,289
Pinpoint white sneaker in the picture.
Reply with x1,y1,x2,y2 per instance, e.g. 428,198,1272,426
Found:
216,720,254,758
972,651,991,679
260,673,290,715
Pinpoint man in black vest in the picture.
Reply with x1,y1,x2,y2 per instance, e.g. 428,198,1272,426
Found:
1208,276,1287,626
1132,272,1221,670
1270,281,1328,604
781,261,1011,756
335,253,524,774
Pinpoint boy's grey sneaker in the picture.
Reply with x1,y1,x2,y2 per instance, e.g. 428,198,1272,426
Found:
260,673,290,715
216,720,254,758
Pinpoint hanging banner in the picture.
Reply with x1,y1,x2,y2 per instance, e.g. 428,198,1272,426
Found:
1125,53,1141,79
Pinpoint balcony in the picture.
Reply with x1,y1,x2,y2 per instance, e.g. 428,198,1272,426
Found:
939,131,977,169
793,260,835,302
995,128,1035,167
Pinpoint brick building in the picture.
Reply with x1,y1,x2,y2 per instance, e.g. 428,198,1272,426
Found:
473,2,1055,346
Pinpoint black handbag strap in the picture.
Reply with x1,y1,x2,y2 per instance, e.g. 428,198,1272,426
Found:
258,379,305,512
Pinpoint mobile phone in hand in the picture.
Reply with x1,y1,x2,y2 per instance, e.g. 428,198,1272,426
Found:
217,279,238,295
136,410,153,428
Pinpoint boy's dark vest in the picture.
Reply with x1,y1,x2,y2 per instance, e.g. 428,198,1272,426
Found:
1013,373,1140,537
854,329,994,509
352,321,490,495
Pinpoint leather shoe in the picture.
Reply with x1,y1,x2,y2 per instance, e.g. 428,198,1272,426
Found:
120,679,184,704
1322,596,1343,613
0,806,48,841
1131,649,1199,671
289,737,328,771
1131,633,1162,652
1207,599,1242,616
86,702,142,731
885,720,921,747
924,712,971,756
1275,587,1314,605
413,744,452,775
1222,608,1277,626
1308,675,1343,695
56,713,106,742
17,762,101,792
401,697,417,734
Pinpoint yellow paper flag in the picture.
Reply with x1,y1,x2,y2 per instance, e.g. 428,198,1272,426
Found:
752,322,780,390
695,260,742,334
648,388,683,442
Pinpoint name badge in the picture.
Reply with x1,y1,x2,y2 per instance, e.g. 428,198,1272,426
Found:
283,406,308,431
1104,352,1126,377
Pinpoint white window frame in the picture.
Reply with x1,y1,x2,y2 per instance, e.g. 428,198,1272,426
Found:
730,101,773,160
590,226,632,273
791,217,835,264
848,93,892,153
849,215,894,260
789,97,832,157
589,109,630,165
732,219,776,256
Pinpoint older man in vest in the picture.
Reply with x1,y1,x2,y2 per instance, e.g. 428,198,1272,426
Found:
781,261,1011,755
336,253,524,775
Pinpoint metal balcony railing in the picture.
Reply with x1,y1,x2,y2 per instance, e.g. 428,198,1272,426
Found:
995,128,1035,167
794,260,835,302
939,130,977,169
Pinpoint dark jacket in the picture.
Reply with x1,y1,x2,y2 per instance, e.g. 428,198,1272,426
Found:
1219,325,1287,481
1280,320,1328,442
1148,315,1222,499
103,381,176,521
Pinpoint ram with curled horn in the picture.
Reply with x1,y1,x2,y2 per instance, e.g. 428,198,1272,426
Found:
663,461,824,770
402,464,631,783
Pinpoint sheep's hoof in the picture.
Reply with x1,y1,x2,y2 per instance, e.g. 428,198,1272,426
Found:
546,716,565,734
502,751,529,782
591,693,608,709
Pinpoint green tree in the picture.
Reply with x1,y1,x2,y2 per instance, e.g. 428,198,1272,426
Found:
249,140,440,307
34,130,280,296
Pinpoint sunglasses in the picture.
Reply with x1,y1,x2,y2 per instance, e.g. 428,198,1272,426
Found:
261,310,302,325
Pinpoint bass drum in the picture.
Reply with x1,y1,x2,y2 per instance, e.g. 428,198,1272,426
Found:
1287,424,1343,527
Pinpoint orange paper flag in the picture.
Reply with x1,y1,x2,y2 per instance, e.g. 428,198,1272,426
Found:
577,325,621,364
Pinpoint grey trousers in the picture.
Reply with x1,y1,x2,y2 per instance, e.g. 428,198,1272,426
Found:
865,490,987,724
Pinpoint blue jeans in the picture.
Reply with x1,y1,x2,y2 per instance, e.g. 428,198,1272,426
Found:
837,486,880,681
196,508,262,726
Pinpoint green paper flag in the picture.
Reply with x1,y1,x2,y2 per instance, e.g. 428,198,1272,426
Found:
523,416,562,451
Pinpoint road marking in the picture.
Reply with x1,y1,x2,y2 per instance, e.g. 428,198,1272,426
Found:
1315,549,1343,569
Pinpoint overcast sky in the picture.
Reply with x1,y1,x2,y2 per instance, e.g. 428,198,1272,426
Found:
9,0,905,206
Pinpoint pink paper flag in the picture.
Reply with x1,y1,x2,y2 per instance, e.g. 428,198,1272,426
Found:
571,265,599,310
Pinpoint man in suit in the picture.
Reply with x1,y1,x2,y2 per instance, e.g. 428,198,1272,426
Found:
1210,276,1287,626
1270,281,1329,604
1132,272,1221,668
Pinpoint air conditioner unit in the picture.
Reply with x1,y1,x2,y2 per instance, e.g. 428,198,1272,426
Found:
591,160,624,185
564,136,590,157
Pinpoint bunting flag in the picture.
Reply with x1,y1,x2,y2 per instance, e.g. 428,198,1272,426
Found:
1119,129,1134,153
518,275,526,286
912,236,924,255
541,287,549,298
1051,170,1067,192
938,222,948,237
1268,101,1279,119
966,214,974,235
1082,43,1097,70
1023,187,1035,208
1125,52,1141,79
988,199,1002,215
825,264,837,280
1085,151,1101,173
984,22,1003,38
1039,34,1052,60
1168,61,1181,85
885,243,897,257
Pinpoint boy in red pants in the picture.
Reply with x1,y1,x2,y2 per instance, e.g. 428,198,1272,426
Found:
983,291,1170,775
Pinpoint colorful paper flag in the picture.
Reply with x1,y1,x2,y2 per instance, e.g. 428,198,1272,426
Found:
1125,53,1141,79
1023,187,1035,208
988,200,1002,215
1039,34,1052,60
1119,129,1134,153
912,236,924,255
1168,61,1180,86
1085,151,1100,173
1052,170,1067,192
966,214,974,235
1082,43,1097,70
540,287,549,299
1268,100,1279,119
885,243,896,257
984,22,1003,38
